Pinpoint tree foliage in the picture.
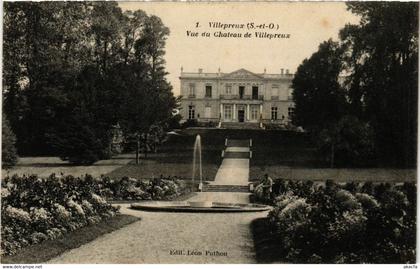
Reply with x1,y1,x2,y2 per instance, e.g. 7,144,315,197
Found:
3,2,176,164
292,2,418,167
292,39,347,131
2,113,18,168
317,116,374,167
340,2,418,167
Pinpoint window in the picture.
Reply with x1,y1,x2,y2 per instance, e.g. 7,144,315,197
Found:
224,105,232,120
251,106,259,120
252,86,259,100
205,106,211,118
271,107,278,120
288,107,295,119
288,87,294,100
205,85,212,97
239,86,245,99
226,85,232,95
188,105,195,119
271,86,279,98
189,84,195,96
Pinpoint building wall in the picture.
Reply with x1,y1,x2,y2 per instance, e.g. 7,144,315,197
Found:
180,69,294,124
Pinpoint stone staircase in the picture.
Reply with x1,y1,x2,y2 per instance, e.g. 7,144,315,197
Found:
221,122,260,130
203,184,250,193
226,139,251,147
205,138,252,193
224,152,250,159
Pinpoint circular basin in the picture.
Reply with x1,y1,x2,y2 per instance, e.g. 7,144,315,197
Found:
188,201,213,208
130,201,271,213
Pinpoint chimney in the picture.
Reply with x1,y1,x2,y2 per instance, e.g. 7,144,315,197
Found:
281,68,284,75
181,66,184,74
264,68,266,74
198,68,203,74
286,69,289,75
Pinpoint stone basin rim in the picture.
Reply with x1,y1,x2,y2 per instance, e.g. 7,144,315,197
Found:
130,201,271,213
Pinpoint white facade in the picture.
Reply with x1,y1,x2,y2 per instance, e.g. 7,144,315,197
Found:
180,68,295,124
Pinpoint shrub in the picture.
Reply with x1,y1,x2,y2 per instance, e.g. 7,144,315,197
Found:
265,178,416,263
2,114,18,168
317,116,375,167
47,119,109,165
1,174,119,256
181,119,198,128
1,173,186,256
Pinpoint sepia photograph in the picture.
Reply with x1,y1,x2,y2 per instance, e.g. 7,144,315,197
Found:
1,1,418,265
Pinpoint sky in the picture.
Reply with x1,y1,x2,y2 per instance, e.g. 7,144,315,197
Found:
118,2,360,96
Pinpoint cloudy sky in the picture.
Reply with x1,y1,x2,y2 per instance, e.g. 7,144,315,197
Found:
119,2,360,96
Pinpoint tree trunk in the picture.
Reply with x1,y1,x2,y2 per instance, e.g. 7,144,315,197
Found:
330,142,335,168
136,137,140,164
144,133,148,159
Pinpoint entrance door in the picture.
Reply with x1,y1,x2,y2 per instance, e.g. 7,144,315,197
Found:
238,110,245,122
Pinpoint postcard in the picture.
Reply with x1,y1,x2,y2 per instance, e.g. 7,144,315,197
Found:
1,1,417,266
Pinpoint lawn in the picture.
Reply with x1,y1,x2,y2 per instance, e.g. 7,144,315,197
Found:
250,165,416,182
105,149,221,181
246,129,416,183
1,130,225,181
4,128,416,183
1,154,135,179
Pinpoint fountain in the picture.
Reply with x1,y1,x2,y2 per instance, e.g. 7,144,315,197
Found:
130,133,271,213
192,134,203,191
190,134,212,207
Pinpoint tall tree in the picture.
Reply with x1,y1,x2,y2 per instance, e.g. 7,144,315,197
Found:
340,2,418,167
292,39,348,131
91,2,124,73
119,16,175,162
3,2,177,164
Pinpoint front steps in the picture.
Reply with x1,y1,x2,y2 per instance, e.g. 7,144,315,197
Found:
203,184,250,193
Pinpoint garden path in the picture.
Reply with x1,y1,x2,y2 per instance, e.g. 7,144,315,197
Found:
47,145,264,263
48,193,267,263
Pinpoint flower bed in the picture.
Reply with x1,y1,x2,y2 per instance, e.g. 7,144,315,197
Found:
258,179,416,263
1,174,188,256
97,176,188,201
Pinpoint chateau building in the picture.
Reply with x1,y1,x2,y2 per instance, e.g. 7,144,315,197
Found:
179,68,295,127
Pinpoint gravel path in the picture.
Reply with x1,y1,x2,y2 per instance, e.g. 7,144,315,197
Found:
48,194,267,264
47,151,265,263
